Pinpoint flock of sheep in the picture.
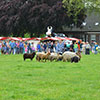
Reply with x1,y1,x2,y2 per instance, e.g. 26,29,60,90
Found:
23,51,81,63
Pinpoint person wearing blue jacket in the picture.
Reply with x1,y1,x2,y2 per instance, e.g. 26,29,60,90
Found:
37,42,42,52
19,41,24,54
56,40,64,54
10,41,15,54
94,42,98,54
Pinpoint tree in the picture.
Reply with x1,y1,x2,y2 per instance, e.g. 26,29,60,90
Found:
83,0,100,13
0,0,68,37
63,0,87,28
0,0,87,37
25,0,68,37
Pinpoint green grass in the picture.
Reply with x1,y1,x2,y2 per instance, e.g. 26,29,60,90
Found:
0,54,100,100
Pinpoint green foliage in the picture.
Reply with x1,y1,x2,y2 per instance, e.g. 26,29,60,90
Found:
40,33,46,38
63,0,84,16
0,54,100,100
83,0,100,12
63,0,86,27
24,33,31,38
0,0,88,37
0,0,68,37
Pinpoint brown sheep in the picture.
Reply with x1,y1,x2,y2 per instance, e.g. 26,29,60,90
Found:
36,52,51,62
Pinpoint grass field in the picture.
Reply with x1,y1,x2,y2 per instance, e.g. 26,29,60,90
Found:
0,54,100,100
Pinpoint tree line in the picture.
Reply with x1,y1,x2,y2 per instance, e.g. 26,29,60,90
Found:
0,0,96,37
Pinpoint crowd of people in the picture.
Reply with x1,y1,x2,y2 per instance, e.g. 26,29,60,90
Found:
0,40,99,55
0,40,35,54
29,40,100,55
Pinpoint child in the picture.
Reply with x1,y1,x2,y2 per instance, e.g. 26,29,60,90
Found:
24,44,28,53
31,42,35,52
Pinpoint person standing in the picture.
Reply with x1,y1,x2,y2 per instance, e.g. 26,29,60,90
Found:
31,42,35,52
85,42,91,55
50,42,54,53
94,42,98,54
77,41,80,51
43,42,47,52
74,42,78,53
10,41,15,54
19,41,24,54
37,42,42,52
82,42,86,54
23,44,27,53
56,40,64,54
0,41,2,54
66,42,70,51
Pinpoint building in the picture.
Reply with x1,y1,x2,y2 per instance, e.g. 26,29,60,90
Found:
62,11,100,44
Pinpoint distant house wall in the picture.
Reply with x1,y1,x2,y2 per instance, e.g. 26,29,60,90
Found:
62,11,100,44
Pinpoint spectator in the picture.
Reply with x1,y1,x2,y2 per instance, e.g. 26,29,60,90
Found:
24,44,28,53
56,40,64,53
70,43,74,52
82,42,86,54
66,42,70,51
19,41,24,54
31,42,35,52
43,42,47,52
74,42,78,53
0,41,2,54
94,42,98,54
85,42,91,55
50,42,54,53
37,42,42,52
77,41,80,51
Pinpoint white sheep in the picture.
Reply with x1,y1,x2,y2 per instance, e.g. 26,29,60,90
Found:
36,52,45,55
62,51,81,62
48,53,63,61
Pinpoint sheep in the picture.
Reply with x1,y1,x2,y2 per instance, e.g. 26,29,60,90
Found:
36,52,51,62
23,52,36,61
36,52,45,55
76,51,81,58
36,52,45,61
58,55,63,61
48,53,58,61
62,51,81,62
48,53,63,62
71,56,80,63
